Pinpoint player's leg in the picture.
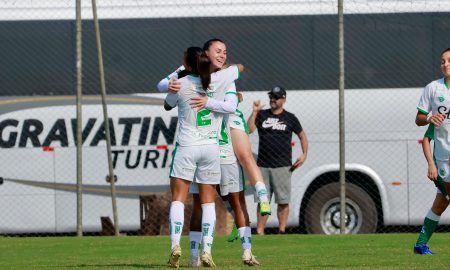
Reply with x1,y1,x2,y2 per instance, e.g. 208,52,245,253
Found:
229,191,260,266
414,192,448,254
230,125,270,215
198,183,218,267
414,160,450,255
188,186,202,267
255,167,272,235
168,145,198,267
223,162,259,266
196,145,221,267
168,177,191,268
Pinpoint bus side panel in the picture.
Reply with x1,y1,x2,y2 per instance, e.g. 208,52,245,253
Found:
346,141,408,225
0,148,56,233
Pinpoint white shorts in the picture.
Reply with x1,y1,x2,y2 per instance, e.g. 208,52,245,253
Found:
170,144,221,184
229,110,248,134
219,162,245,196
190,161,245,195
436,160,450,182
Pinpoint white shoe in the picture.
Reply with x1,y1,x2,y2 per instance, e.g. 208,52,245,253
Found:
188,256,201,267
242,249,260,266
200,251,216,267
167,245,182,268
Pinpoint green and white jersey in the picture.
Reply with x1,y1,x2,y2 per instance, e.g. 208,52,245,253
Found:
417,78,450,161
171,66,240,146
219,114,236,164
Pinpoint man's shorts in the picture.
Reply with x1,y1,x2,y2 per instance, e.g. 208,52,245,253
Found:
170,144,221,184
190,161,245,196
254,166,292,204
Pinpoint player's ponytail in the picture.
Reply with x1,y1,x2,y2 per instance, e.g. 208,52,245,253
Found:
182,47,203,78
197,52,211,91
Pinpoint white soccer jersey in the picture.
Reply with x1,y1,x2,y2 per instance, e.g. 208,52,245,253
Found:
172,66,239,146
417,78,450,161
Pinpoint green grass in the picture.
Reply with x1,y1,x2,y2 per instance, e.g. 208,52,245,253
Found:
0,233,449,269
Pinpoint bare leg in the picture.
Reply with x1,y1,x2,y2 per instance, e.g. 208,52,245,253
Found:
230,128,262,186
228,191,250,228
256,204,269,235
277,204,289,233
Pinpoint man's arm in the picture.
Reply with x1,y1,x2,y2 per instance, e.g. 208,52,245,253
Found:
291,130,308,172
247,100,263,134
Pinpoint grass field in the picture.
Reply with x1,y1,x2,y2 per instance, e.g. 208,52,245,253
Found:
0,233,449,269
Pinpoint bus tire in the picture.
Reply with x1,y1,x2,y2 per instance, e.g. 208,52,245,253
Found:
304,182,377,234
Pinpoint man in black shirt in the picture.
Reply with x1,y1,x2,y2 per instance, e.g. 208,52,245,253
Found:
247,86,308,234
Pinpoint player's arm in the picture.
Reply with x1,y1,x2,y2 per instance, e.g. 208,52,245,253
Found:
422,136,437,181
164,93,178,111
190,93,238,113
156,65,184,93
416,111,445,127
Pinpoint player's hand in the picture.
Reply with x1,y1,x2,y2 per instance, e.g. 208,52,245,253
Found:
237,92,244,103
427,164,438,181
290,154,306,172
168,79,181,93
429,113,445,126
190,96,208,110
253,100,263,113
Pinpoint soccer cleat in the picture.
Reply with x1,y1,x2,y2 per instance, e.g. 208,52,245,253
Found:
167,245,182,268
242,249,260,266
259,201,271,216
200,251,216,267
413,244,433,255
188,256,201,267
227,224,239,242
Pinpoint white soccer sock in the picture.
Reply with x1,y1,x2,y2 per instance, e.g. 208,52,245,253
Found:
169,201,184,249
201,203,216,254
238,226,252,250
254,182,269,203
427,209,441,221
189,231,202,257
223,200,236,219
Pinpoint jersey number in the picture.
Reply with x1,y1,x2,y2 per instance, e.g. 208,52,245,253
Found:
197,109,212,127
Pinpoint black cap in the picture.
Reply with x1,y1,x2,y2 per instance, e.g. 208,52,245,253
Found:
268,86,286,99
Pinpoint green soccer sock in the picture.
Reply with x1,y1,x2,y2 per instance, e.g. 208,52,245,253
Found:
415,210,440,246
227,223,239,242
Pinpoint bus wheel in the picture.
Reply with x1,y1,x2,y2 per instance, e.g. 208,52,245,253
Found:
304,182,377,234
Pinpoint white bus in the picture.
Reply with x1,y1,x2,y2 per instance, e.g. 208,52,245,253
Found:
1,0,450,234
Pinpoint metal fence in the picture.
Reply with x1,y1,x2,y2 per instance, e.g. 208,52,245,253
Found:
1,0,450,236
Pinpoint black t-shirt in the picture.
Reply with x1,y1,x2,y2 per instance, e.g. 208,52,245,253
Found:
255,109,303,168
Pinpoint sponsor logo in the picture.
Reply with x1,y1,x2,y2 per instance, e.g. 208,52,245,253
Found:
182,167,195,173
233,120,240,125
207,171,220,177
261,118,287,131
437,106,450,119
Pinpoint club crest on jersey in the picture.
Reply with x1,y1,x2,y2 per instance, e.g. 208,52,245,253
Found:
438,96,445,102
